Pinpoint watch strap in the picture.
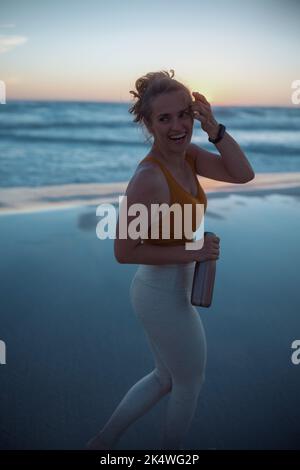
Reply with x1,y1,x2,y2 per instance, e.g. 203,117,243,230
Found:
208,124,226,144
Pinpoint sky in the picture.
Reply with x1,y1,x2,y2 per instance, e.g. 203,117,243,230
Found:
0,0,299,105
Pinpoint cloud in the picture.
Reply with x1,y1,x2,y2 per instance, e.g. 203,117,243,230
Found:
0,35,28,53
0,24,16,29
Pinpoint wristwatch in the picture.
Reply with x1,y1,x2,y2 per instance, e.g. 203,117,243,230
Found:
208,124,226,144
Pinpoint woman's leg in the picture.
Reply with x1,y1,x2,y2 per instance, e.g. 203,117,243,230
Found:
159,308,207,450
136,292,207,450
87,272,206,451
87,322,172,449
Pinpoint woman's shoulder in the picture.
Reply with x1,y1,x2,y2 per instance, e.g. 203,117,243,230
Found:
136,153,157,171
125,155,169,204
134,153,164,181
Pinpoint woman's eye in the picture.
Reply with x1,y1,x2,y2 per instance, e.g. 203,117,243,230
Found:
159,111,190,122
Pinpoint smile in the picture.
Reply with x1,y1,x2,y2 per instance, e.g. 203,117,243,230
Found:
168,133,187,143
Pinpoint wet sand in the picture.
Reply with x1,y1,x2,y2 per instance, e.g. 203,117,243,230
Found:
1,172,300,215
0,178,300,450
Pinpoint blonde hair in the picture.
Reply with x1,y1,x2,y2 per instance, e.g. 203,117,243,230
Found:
129,69,192,143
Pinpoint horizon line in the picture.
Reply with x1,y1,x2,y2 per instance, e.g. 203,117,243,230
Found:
2,98,298,108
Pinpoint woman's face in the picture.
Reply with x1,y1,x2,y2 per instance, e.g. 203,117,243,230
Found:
146,90,194,153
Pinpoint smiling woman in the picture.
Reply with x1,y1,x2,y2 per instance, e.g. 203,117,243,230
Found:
144,90,194,161
86,68,256,451
128,71,198,171
87,69,221,451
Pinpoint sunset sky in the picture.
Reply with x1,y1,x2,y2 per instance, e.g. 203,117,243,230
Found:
0,0,299,105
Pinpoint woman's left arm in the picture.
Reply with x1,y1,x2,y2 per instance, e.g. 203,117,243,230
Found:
210,129,255,182
191,92,255,183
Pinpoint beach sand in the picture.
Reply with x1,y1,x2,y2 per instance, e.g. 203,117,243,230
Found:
0,174,300,450
0,171,300,215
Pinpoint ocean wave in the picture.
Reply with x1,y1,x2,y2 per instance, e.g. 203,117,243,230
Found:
0,133,299,155
0,120,133,130
0,134,145,147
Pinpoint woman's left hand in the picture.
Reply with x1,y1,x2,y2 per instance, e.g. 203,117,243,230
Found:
191,92,219,140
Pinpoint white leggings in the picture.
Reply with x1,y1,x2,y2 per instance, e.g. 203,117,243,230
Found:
101,262,207,450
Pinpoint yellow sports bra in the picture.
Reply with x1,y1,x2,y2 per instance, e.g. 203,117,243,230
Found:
140,152,207,246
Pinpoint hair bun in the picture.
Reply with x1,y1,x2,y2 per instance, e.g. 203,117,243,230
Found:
129,90,141,99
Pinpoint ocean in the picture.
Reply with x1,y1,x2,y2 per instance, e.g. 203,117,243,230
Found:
0,101,299,188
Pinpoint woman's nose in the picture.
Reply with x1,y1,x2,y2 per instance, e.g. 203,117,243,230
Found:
170,119,185,132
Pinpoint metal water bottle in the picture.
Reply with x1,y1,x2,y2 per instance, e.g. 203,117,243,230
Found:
191,231,217,307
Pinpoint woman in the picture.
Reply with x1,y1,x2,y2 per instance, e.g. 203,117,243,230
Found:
87,70,254,450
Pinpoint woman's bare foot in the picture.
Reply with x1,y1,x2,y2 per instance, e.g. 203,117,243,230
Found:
85,431,113,450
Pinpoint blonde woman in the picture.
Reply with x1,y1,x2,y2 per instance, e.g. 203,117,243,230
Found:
87,70,254,451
